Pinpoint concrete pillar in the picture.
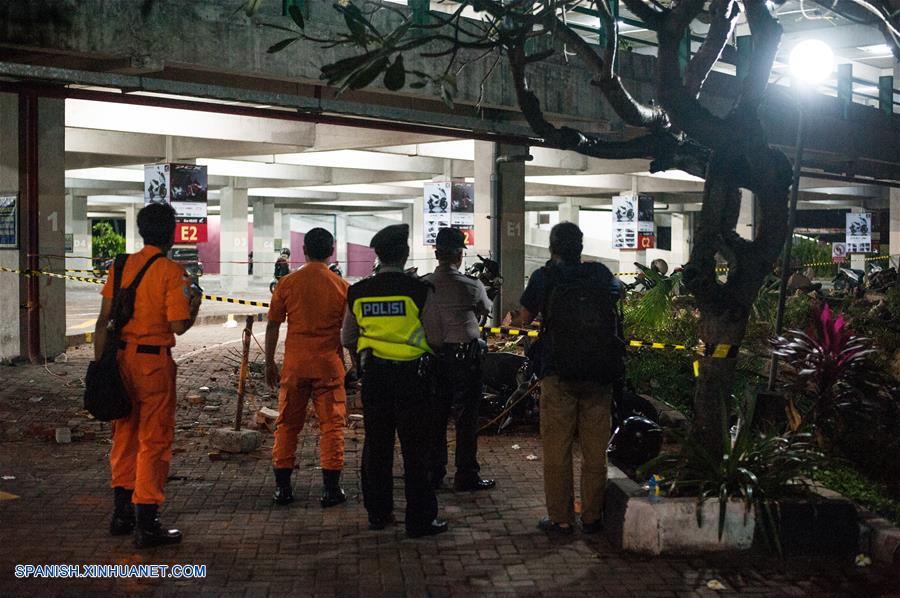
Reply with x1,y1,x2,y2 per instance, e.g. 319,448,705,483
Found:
65,194,91,271
737,189,755,241
890,189,900,269
251,198,275,281
473,141,495,265
335,213,348,270
280,209,292,254
496,144,527,322
671,212,692,267
558,198,580,226
220,180,249,293
273,208,283,251
0,93,22,360
124,202,143,253
1,96,67,360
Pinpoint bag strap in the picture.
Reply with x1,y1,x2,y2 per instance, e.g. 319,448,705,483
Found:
113,253,127,296
127,253,164,291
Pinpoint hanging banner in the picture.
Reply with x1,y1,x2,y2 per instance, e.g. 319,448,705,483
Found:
0,193,18,249
423,180,475,246
144,163,208,243
832,242,847,263
845,213,871,254
612,193,654,250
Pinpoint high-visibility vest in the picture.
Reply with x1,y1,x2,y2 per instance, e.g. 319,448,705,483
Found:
348,273,432,362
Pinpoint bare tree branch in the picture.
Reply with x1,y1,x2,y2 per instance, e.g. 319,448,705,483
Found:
620,0,665,29
547,10,670,130
507,44,701,168
684,0,739,98
736,0,783,114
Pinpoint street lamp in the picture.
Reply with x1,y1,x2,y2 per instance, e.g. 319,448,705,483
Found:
767,39,834,391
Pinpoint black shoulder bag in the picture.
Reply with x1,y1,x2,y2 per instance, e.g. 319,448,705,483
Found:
83,253,163,421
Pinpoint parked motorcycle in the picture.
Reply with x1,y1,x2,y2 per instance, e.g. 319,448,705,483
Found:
465,254,502,326
832,266,865,294
866,262,897,293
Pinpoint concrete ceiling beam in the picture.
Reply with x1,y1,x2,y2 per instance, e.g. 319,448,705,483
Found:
65,98,317,145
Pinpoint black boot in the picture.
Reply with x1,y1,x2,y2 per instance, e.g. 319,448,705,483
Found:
320,469,346,508
110,487,135,536
273,467,294,505
133,504,182,549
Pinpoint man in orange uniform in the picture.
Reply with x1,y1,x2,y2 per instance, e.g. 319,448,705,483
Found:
265,227,351,507
94,202,201,549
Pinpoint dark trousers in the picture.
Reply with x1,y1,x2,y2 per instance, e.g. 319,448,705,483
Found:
428,355,483,485
361,359,437,531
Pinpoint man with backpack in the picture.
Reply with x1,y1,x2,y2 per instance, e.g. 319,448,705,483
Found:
93,202,201,548
519,222,623,535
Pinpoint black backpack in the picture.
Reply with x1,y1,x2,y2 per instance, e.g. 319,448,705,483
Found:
84,253,163,421
543,263,624,383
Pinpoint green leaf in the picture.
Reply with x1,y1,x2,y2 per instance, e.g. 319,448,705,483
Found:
409,80,427,89
321,52,375,83
346,56,389,91
243,0,264,17
338,3,370,46
383,55,406,91
268,37,300,53
288,4,305,29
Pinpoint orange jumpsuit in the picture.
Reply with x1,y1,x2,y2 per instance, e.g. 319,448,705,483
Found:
268,262,350,471
101,246,191,505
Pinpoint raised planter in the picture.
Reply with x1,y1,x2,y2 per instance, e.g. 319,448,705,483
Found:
605,470,755,555
764,496,858,557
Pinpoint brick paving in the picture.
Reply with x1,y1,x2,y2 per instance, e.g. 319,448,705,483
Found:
1,324,899,597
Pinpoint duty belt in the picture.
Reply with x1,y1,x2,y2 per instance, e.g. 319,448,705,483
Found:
117,340,171,355
437,339,485,362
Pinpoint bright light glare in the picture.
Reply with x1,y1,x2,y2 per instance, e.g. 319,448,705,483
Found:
789,39,834,84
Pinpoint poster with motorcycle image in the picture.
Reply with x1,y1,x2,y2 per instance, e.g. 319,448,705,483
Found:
845,212,871,253
144,163,208,243
424,180,474,246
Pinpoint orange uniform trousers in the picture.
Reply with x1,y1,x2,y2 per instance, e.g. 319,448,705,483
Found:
272,371,346,471
109,345,177,505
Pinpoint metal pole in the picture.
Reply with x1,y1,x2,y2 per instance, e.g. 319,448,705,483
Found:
234,315,254,431
20,92,40,363
767,92,805,391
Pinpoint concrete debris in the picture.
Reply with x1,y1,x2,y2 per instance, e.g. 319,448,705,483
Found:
1,475,14,480
525,454,538,461
28,397,43,403
199,386,210,393
187,393,204,405
55,427,72,444
255,407,279,432
348,414,364,421
855,554,872,567
203,405,221,412
511,444,520,450
706,580,726,591
208,427,261,453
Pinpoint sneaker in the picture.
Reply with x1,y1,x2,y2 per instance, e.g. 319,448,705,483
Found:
537,517,574,535
406,519,449,538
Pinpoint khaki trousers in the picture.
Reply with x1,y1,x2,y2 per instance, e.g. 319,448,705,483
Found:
540,375,612,526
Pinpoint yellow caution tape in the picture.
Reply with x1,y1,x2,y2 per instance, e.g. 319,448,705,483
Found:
204,294,269,308
693,360,700,377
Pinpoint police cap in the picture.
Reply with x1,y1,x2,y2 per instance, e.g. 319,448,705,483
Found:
435,227,466,250
370,223,409,255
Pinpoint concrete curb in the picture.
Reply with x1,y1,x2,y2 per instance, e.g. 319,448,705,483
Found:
65,312,267,348
813,485,900,566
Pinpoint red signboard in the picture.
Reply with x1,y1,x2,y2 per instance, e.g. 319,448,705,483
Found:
176,221,207,244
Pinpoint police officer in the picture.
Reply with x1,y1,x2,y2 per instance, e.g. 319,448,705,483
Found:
422,228,496,492
341,224,448,538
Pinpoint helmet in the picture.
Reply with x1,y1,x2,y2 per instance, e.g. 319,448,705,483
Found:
650,259,669,276
607,416,663,470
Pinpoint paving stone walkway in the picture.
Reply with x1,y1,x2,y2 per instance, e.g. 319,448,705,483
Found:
1,324,898,596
